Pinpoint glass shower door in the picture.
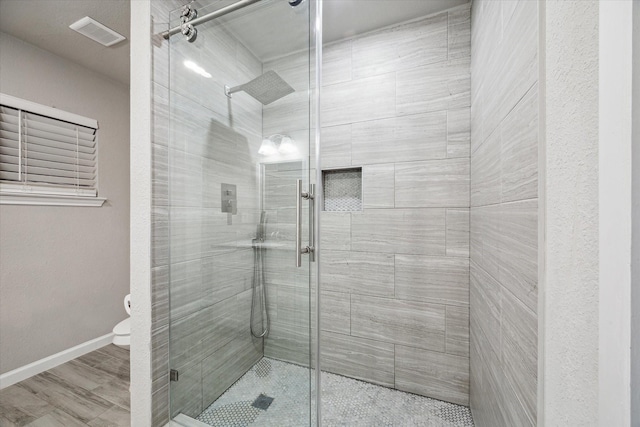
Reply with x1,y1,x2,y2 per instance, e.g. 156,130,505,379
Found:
166,0,317,425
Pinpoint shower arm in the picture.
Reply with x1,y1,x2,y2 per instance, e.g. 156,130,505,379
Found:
162,0,263,40
224,84,244,98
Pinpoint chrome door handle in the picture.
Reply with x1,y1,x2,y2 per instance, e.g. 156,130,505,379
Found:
296,179,314,267
309,184,315,263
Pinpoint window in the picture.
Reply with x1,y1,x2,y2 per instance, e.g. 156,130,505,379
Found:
0,93,105,206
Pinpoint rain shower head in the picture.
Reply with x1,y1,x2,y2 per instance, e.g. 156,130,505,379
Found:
225,71,295,105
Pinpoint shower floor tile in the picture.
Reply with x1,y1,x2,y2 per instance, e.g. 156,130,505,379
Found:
195,358,474,427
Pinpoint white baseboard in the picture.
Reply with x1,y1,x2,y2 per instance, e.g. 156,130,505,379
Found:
0,333,114,389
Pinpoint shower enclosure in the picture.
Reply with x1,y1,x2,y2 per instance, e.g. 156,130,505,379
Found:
160,0,480,425
165,0,320,424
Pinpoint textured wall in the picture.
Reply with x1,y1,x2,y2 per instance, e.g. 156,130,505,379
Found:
0,32,130,374
263,4,472,406
469,1,538,426
543,1,599,425
130,0,152,423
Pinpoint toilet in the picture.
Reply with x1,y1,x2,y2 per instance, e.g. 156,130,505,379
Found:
112,294,131,349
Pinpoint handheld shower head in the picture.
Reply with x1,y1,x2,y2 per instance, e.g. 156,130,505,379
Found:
225,71,295,105
256,211,267,241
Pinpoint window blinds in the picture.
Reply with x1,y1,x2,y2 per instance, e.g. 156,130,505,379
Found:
0,104,98,193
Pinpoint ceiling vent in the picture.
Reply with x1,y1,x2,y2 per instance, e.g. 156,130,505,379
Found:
69,17,126,47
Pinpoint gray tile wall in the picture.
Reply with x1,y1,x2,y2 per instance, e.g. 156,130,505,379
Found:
469,1,538,426
150,3,185,426
262,4,472,406
259,41,315,368
150,1,265,424
261,162,313,367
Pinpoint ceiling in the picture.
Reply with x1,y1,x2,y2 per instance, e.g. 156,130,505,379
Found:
0,0,130,85
324,0,469,43
0,0,468,85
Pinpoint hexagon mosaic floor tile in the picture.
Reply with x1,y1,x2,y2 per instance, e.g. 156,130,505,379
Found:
196,358,474,427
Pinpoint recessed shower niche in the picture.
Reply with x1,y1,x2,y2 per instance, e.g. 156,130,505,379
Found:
322,168,362,212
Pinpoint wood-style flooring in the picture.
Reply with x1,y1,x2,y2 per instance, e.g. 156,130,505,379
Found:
0,345,130,427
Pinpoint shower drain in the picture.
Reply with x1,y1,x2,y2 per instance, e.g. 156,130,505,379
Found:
252,393,274,410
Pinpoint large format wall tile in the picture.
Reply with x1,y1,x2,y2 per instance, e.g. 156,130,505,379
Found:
447,208,470,257
363,164,395,208
470,261,502,357
320,213,351,251
351,209,446,255
471,129,501,207
351,112,448,165
495,0,538,135
498,199,537,313
321,124,352,168
169,259,204,320
351,12,447,79
446,305,470,357
395,255,469,306
202,252,253,307
200,297,240,357
263,91,310,136
397,58,470,116
395,345,469,406
351,295,446,352
448,5,471,60
321,331,395,388
321,250,394,297
447,108,471,158
263,322,310,366
322,73,396,127
470,1,538,425
470,205,501,279
276,285,311,329
151,265,169,328
469,330,505,427
201,335,261,407
501,289,537,426
320,291,351,334
501,84,538,203
323,41,352,87
395,158,470,208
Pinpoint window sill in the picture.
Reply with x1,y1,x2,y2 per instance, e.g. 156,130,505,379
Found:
0,192,106,207
0,184,106,207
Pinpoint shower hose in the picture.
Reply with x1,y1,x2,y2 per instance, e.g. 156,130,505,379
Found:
250,237,269,338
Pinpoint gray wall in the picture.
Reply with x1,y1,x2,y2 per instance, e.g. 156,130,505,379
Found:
469,1,538,426
0,32,130,375
149,3,183,424
150,3,266,420
259,51,314,367
263,4,472,406
261,160,313,367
